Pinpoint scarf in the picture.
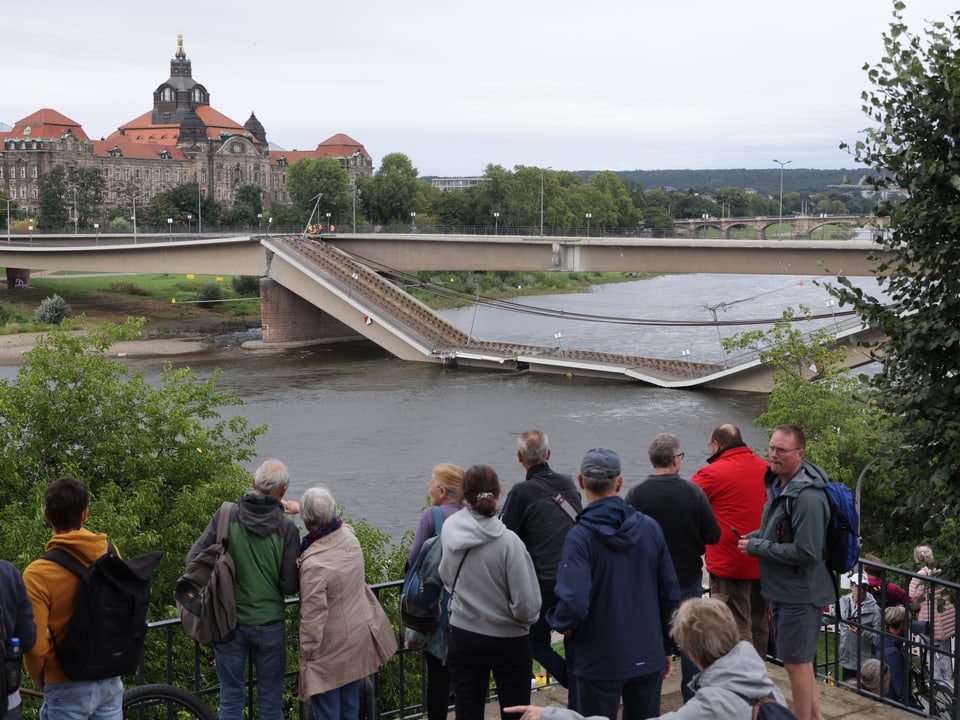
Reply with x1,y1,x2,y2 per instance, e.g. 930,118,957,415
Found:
301,517,343,553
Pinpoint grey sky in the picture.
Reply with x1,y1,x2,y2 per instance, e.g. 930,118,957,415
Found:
3,0,955,176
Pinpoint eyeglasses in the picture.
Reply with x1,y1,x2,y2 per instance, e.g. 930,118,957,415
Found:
674,452,685,460
767,446,801,455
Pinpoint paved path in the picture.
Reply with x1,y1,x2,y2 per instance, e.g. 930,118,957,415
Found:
476,662,919,719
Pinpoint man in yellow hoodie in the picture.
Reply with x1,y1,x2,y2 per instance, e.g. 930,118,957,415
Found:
23,476,122,720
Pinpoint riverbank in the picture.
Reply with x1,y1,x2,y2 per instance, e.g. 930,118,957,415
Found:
0,330,215,366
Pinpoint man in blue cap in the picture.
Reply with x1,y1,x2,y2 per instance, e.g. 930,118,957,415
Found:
547,449,680,720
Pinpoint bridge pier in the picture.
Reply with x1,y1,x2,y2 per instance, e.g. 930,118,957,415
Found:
5,267,30,289
259,278,361,344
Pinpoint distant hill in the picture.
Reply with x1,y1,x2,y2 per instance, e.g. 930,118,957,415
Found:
579,168,871,196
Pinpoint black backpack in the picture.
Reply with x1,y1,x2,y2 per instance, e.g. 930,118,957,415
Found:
44,543,162,680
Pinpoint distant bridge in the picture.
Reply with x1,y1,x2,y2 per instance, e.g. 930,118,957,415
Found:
671,214,885,240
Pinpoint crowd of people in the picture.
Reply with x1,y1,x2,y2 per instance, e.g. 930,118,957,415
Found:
1,425,955,720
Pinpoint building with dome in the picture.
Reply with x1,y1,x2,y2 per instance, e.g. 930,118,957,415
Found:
0,35,373,221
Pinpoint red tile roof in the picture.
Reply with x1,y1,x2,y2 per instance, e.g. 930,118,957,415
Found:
108,105,260,145
269,133,370,164
91,137,189,161
4,108,90,141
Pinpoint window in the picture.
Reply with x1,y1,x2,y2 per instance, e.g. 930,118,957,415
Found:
0,168,3,179
19,166,25,178
32,167,37,178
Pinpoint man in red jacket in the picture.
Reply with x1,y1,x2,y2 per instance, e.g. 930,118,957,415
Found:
691,424,770,657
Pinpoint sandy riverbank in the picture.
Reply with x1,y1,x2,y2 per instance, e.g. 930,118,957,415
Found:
0,331,212,366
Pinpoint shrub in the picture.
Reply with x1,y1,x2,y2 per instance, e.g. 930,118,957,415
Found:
109,281,151,296
198,282,223,308
230,275,261,296
34,294,72,325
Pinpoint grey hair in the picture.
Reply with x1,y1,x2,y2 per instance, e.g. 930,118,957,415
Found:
914,545,935,565
648,433,681,469
860,658,888,695
253,458,291,495
301,486,337,529
884,604,907,629
518,430,549,465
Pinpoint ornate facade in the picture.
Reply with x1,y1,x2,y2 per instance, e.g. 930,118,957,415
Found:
0,35,373,221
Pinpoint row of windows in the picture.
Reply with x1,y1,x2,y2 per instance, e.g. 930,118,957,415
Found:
2,140,87,152
0,166,39,179
2,185,38,199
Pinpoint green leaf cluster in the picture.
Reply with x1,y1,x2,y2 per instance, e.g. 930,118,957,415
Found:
0,318,266,610
830,2,960,574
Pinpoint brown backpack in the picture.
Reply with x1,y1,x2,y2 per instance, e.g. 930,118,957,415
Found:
174,502,237,645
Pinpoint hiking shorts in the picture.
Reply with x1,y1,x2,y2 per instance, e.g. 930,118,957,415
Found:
771,601,822,664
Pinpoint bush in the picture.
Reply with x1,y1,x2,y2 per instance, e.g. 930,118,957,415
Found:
109,282,151,296
197,282,223,308
230,275,261,296
34,294,72,325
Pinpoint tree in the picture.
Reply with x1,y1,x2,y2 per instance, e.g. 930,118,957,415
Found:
358,152,422,225
70,166,107,228
37,165,69,229
286,158,351,226
831,2,960,574
232,183,264,226
0,319,266,610
1,191,19,226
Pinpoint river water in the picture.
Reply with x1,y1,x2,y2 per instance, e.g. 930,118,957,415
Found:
1,272,881,541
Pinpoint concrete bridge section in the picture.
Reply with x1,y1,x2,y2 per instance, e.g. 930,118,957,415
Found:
262,236,881,392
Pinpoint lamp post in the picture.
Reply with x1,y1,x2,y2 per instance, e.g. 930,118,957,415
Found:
72,187,78,234
352,181,358,233
187,214,192,233
410,211,416,232
167,217,173,239
773,158,792,240
131,195,138,243
268,217,273,235
493,212,500,235
28,223,33,242
326,212,331,233
93,223,100,243
585,212,592,236
257,213,262,235
4,197,11,243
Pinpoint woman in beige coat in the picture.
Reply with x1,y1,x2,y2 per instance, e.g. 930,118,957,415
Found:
298,486,398,720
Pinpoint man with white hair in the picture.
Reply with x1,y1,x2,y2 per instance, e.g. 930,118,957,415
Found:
186,458,300,720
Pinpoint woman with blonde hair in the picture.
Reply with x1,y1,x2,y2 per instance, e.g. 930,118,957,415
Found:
404,463,465,720
298,486,397,720
439,464,540,720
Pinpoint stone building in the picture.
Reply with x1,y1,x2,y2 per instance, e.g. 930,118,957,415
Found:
0,35,372,223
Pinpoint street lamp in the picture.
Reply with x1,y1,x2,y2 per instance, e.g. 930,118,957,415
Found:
187,214,192,233
773,158,792,240
167,217,173,239
585,212,592,236
131,195,138,243
257,213,262,235
493,212,500,235
4,197,11,243
326,212,331,232
268,217,273,235
93,223,100,243
410,211,416,231
352,181,359,233
72,187,78,234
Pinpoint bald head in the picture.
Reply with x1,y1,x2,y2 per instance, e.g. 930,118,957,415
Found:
711,424,743,451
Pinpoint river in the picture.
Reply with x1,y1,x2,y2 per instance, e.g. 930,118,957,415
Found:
1,272,881,541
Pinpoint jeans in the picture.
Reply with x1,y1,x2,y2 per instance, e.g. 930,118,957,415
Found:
675,577,704,703
530,613,578,710
310,678,361,720
39,677,123,720
447,627,532,720
576,672,662,720
214,621,287,720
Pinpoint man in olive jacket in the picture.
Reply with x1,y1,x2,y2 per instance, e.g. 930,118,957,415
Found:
738,424,833,720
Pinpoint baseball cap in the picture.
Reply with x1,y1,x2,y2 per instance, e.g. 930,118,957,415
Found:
580,448,621,480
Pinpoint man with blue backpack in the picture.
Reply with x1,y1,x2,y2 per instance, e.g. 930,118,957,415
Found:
738,424,834,720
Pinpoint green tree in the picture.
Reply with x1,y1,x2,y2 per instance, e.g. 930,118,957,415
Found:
358,152,422,225
714,187,751,217
70,166,107,228
149,183,220,228
1,191,19,227
232,183,264,226
37,166,69,229
286,158,351,226
0,319,266,610
832,2,960,574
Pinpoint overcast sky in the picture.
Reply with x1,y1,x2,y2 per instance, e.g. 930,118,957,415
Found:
3,1,955,177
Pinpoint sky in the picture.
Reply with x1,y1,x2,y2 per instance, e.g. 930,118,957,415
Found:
3,0,956,177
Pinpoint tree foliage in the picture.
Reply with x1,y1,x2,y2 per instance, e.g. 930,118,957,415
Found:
831,2,960,574
37,166,69,229
358,152,421,225
286,158,351,226
0,319,266,610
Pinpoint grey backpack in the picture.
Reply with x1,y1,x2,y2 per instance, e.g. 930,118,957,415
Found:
174,502,237,645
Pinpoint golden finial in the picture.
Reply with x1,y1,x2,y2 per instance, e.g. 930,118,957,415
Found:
176,33,186,59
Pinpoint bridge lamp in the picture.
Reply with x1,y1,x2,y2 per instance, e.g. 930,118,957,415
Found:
326,212,331,232
28,223,33,241
187,214,192,233
5,197,10,243
93,223,100,243
585,213,592,236
773,158,792,240
268,217,273,235
410,211,416,231
493,212,499,235
257,213,262,235
167,217,173,238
